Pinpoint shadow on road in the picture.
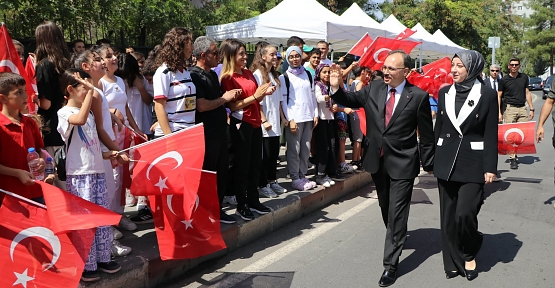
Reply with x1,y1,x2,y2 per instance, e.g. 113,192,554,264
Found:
198,271,295,288
398,228,442,278
478,233,522,273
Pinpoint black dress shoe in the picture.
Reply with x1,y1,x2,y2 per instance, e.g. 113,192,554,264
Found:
445,271,460,279
465,269,478,281
378,270,397,287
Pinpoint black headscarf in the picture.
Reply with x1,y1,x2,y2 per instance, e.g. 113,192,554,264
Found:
452,50,485,93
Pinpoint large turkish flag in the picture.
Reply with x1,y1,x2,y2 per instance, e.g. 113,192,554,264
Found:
395,28,416,40
498,121,536,155
131,124,205,219
358,37,420,71
407,57,453,99
0,24,36,113
0,195,94,288
149,171,226,260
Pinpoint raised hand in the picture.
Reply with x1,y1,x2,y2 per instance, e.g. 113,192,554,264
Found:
329,64,342,90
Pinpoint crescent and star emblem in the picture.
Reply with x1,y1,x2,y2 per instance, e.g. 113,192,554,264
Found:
166,194,200,230
10,226,61,288
146,151,184,193
373,48,391,64
504,128,525,147
0,59,20,74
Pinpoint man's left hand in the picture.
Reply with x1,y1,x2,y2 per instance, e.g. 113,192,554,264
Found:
529,110,534,120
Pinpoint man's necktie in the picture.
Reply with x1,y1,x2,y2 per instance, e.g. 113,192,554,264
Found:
493,80,497,91
385,88,396,128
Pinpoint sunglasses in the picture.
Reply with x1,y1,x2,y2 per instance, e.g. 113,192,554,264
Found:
490,70,499,72
509,64,520,67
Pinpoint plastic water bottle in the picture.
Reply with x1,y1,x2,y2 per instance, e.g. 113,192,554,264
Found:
45,157,55,176
27,147,44,181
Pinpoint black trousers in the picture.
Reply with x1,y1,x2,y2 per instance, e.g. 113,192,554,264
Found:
259,136,280,187
229,117,262,207
438,179,484,273
313,119,336,175
371,157,414,273
202,130,229,209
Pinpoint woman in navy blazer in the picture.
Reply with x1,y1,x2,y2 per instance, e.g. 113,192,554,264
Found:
433,50,498,281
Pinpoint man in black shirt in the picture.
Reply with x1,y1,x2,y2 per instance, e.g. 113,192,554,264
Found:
498,57,535,169
190,36,238,224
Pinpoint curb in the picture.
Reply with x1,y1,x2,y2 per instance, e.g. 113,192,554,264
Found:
80,171,372,288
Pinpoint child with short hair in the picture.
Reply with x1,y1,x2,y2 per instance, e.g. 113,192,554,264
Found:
304,48,321,77
57,68,122,282
0,72,46,204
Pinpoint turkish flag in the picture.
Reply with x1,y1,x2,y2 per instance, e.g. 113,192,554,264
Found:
37,181,122,235
346,33,373,57
131,124,205,219
395,28,416,40
0,195,94,288
407,57,453,99
122,126,147,205
356,109,367,136
0,24,36,113
25,56,38,113
358,37,420,71
498,121,536,155
148,171,226,260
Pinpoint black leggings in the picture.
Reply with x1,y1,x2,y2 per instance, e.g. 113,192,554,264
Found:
314,119,337,175
259,136,280,187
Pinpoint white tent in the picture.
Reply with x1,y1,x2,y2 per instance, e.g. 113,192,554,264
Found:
340,3,381,32
205,0,378,51
432,29,467,51
409,23,461,59
379,14,407,36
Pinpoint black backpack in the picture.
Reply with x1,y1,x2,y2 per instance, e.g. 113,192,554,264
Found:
283,69,313,104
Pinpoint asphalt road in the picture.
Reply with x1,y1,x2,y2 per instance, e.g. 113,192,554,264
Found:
164,91,555,288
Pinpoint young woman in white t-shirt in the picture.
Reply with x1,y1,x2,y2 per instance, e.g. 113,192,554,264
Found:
73,49,132,257
57,69,122,281
250,42,287,197
97,45,144,232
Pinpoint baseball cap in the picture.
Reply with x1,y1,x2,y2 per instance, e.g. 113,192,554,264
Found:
302,45,314,52
276,52,282,59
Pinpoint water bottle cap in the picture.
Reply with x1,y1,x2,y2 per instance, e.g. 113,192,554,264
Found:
28,147,35,153
46,157,53,161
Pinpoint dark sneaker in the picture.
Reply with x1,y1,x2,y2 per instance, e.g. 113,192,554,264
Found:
97,261,121,274
235,205,255,221
510,159,518,169
130,207,153,224
249,202,271,215
81,270,100,282
220,211,236,224
331,173,346,182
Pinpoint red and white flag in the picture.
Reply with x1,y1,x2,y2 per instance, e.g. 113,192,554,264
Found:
25,56,38,112
37,181,122,235
346,33,373,57
0,24,36,113
407,57,453,99
130,124,205,219
498,121,536,155
356,109,367,136
358,37,420,71
149,172,226,260
395,28,416,40
0,195,94,288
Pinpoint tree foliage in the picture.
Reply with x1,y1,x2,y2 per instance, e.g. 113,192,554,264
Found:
523,0,555,76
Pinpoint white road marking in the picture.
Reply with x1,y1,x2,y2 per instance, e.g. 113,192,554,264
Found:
207,196,378,287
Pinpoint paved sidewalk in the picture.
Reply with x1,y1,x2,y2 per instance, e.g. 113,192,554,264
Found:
80,144,373,288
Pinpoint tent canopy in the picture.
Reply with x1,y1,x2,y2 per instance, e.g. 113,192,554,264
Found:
340,3,381,30
432,29,467,51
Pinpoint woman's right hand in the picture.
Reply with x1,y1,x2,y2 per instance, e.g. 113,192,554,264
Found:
289,119,298,135
254,83,272,99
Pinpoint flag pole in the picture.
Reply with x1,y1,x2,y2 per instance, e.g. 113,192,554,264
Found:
117,123,204,154
0,187,47,209
127,159,218,174
124,124,148,142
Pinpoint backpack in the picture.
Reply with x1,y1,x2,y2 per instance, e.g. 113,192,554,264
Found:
53,127,74,181
283,69,313,105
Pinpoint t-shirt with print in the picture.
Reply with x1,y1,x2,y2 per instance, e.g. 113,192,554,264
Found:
153,63,197,136
221,69,262,128
57,106,104,175
189,66,227,136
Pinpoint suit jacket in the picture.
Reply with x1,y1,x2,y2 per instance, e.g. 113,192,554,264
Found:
433,80,498,183
331,80,434,179
485,76,505,113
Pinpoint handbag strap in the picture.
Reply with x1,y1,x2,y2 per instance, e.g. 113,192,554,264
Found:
66,126,75,152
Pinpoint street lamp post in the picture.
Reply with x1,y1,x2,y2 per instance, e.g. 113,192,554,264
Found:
488,37,501,65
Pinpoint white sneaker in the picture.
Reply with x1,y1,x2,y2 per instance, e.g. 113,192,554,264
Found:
111,240,132,257
258,186,278,198
136,196,148,211
118,216,137,231
268,182,287,194
111,226,123,240
324,175,335,186
339,163,355,174
125,190,137,207
223,196,238,205
315,175,330,188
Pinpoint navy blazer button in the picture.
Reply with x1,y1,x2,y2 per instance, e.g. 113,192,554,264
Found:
446,133,450,137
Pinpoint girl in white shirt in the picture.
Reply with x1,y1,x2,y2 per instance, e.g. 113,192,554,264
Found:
250,42,287,197
57,69,121,280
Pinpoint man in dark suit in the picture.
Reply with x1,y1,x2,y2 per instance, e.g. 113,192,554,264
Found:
329,50,435,287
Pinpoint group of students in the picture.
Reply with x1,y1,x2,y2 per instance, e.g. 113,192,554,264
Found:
1,22,388,283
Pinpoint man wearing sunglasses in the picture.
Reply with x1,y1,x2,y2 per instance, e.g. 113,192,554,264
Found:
498,57,535,170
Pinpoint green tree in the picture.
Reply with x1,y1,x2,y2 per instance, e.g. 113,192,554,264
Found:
523,0,555,76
